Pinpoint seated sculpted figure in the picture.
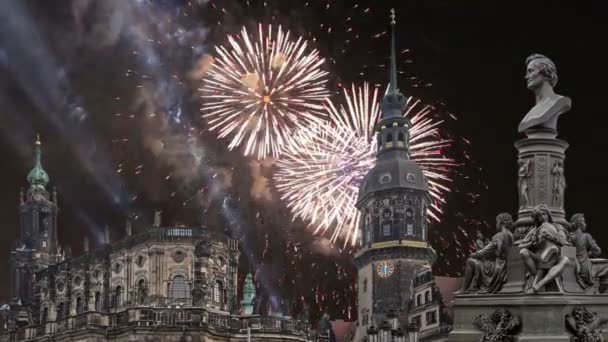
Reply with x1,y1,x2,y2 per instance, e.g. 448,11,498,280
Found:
569,213,603,291
455,213,514,294
519,204,571,293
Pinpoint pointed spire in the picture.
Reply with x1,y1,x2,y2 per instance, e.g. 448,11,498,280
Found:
380,9,407,119
389,8,398,94
27,134,50,190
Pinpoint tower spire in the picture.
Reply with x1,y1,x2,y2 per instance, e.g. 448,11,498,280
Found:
389,8,398,94
380,9,407,119
27,134,50,190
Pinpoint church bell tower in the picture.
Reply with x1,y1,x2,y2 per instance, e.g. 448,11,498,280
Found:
353,10,437,339
10,136,59,310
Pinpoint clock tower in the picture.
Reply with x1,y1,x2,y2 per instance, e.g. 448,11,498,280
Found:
9,136,59,319
353,10,437,340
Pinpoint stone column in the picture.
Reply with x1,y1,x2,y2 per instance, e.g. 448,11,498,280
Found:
514,128,568,230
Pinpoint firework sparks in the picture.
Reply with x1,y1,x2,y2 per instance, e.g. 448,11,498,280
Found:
199,24,330,159
275,83,457,246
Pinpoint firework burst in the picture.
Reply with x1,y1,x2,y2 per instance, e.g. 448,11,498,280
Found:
200,24,330,159
275,83,457,246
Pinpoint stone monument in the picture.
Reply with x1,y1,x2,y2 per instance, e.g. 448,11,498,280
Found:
449,54,608,342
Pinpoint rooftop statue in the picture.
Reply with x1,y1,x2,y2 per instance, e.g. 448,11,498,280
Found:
519,54,571,133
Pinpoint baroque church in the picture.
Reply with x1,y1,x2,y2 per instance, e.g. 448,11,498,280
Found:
0,137,315,341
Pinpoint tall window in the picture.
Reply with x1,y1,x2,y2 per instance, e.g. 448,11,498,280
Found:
95,292,102,311
363,278,367,293
213,280,224,304
114,286,123,307
169,275,190,299
426,310,437,325
138,279,147,304
416,294,422,306
383,222,391,236
425,290,431,303
41,307,48,323
57,302,65,320
76,297,84,314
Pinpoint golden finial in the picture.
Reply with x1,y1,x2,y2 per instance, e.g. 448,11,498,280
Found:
36,133,41,145
390,8,396,25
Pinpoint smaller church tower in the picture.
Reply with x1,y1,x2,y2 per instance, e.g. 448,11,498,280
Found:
353,10,437,340
10,136,59,309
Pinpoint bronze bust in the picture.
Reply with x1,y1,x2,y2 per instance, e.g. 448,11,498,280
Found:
518,54,571,133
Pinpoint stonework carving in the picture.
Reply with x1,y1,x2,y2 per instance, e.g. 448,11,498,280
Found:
517,159,532,209
536,155,548,204
566,306,608,342
172,250,186,263
519,54,571,133
456,213,513,294
473,308,520,342
552,160,565,208
518,204,570,293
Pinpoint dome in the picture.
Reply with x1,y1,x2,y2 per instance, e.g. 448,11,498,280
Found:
27,138,49,190
356,157,428,206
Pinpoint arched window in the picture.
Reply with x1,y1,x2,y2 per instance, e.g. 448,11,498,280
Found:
416,294,422,306
138,279,148,304
213,280,224,304
57,302,65,320
169,275,190,299
386,133,393,143
424,290,431,303
42,307,48,323
382,209,392,237
398,132,404,142
76,297,84,314
406,208,414,236
114,286,123,307
95,291,102,311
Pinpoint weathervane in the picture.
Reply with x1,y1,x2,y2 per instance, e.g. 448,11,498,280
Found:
390,8,396,25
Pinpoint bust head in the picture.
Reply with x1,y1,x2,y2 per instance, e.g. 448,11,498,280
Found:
531,204,553,226
570,213,586,231
496,213,513,231
526,54,558,90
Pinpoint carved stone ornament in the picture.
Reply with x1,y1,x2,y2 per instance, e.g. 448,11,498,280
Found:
73,276,82,287
56,280,65,293
194,239,212,258
566,306,608,342
172,250,186,263
473,308,521,342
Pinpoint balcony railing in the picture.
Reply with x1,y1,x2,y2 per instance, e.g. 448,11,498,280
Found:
1,307,310,341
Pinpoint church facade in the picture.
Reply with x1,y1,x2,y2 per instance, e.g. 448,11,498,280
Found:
0,138,313,342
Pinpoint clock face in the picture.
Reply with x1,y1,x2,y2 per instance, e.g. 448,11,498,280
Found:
377,261,395,278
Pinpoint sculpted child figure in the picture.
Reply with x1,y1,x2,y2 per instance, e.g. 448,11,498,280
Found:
518,204,571,293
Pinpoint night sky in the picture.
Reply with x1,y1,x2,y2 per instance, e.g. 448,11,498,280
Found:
1,0,607,324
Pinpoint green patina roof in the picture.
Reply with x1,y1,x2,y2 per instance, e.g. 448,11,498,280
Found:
26,136,49,190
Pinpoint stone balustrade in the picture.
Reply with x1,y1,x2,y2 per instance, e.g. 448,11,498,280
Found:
0,307,311,341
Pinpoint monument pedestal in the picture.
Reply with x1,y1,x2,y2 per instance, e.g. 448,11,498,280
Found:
448,293,608,341
514,129,569,234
